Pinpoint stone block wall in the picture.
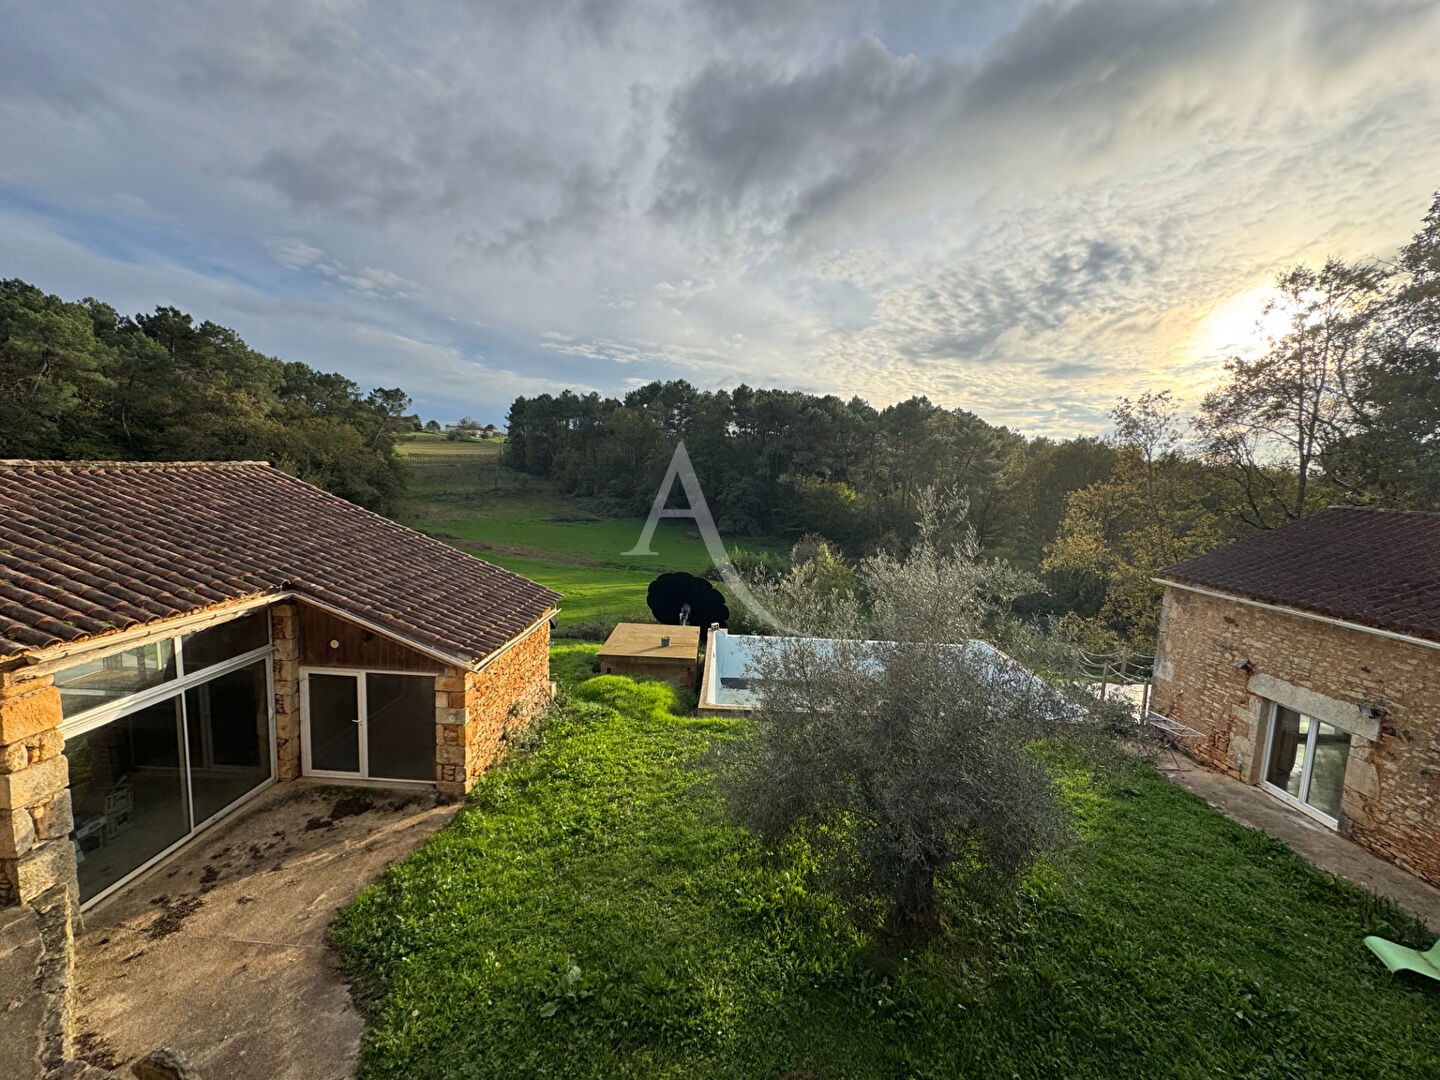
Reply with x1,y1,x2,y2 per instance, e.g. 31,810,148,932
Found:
0,670,74,909
0,667,76,1067
270,602,302,781
1152,586,1440,883
435,620,552,799
598,657,697,689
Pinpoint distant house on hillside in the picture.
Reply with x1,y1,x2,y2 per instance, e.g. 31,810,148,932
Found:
482,424,500,438
1150,507,1440,884
0,460,560,917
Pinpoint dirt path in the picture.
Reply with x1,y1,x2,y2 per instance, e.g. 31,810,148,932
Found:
71,783,453,1079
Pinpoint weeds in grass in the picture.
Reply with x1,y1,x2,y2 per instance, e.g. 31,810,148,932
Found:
333,650,1440,1080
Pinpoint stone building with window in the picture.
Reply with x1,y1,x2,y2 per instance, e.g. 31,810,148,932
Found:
1150,507,1440,884
0,460,559,926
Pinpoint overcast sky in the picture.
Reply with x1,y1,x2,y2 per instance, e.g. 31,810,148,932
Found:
3,1,1439,435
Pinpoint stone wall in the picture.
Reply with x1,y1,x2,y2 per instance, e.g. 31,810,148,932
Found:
1152,586,1440,883
598,657,696,689
435,620,552,799
0,667,76,1069
269,603,302,781
0,669,73,909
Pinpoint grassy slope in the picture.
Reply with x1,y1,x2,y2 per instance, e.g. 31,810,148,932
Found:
395,433,508,457
396,460,778,627
334,646,1440,1080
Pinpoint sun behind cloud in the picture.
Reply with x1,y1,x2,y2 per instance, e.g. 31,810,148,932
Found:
1192,284,1296,364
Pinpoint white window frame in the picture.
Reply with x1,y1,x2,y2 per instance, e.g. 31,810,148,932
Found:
299,666,437,786
1260,700,1342,829
58,608,274,730
60,643,274,740
69,654,278,912
59,611,279,912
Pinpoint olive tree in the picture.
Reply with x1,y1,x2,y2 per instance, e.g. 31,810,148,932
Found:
711,488,1126,938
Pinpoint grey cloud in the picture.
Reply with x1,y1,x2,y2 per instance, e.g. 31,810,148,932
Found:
654,36,961,223
0,39,108,116
480,164,627,263
878,235,1165,362
4,0,1438,438
254,136,423,220
654,0,1439,246
1040,361,1106,380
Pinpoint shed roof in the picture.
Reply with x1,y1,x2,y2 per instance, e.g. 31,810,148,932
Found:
0,460,560,666
598,622,700,664
1158,507,1440,644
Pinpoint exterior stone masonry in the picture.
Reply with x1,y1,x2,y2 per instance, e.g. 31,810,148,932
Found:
0,667,76,1068
0,669,72,908
435,619,553,799
269,602,302,781
1152,585,1440,884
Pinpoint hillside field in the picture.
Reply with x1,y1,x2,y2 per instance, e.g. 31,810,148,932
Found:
397,458,780,630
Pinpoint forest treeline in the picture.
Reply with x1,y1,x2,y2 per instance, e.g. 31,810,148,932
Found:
506,194,1440,645
0,279,412,512
5,192,1437,644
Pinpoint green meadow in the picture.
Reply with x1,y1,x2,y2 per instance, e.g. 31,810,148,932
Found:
334,646,1440,1080
395,432,508,457
397,458,776,628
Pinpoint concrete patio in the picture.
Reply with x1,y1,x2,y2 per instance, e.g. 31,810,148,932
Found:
68,782,454,1078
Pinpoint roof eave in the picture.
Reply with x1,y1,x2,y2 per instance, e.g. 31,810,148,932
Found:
7,592,559,675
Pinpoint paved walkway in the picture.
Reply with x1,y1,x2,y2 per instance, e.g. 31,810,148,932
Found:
1158,753,1440,931
70,782,454,1078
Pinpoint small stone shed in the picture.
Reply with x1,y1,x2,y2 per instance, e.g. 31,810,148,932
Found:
1151,507,1440,884
597,623,700,689
0,460,560,1053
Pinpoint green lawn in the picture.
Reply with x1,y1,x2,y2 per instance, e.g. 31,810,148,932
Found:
481,556,656,627
333,647,1440,1080
397,460,780,631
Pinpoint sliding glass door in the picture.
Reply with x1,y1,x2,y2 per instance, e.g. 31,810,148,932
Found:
62,613,275,908
301,670,436,783
1263,704,1352,821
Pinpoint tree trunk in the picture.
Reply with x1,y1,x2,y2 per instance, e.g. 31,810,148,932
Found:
889,865,946,939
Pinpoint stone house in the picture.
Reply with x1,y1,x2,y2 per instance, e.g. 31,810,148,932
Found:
1151,507,1440,884
0,460,560,927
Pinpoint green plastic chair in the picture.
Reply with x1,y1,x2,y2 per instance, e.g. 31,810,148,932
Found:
1364,935,1440,981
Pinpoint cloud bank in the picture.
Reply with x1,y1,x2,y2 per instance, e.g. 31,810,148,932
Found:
2,0,1438,434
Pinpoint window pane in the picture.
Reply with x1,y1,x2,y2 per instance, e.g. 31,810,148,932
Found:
308,674,360,773
67,696,190,903
1265,706,1306,799
185,661,272,825
183,611,270,674
56,640,177,720
1306,722,1352,819
366,674,435,782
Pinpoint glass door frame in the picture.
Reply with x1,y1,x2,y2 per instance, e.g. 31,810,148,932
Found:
61,647,277,912
1259,701,1347,827
299,666,437,785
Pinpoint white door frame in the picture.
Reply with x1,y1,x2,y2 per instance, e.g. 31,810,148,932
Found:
299,666,437,784
1260,701,1340,828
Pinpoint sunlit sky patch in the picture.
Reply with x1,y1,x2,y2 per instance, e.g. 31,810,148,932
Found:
2,1,1438,436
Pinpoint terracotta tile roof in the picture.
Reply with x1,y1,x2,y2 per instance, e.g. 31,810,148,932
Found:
0,461,560,665
1159,507,1440,644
